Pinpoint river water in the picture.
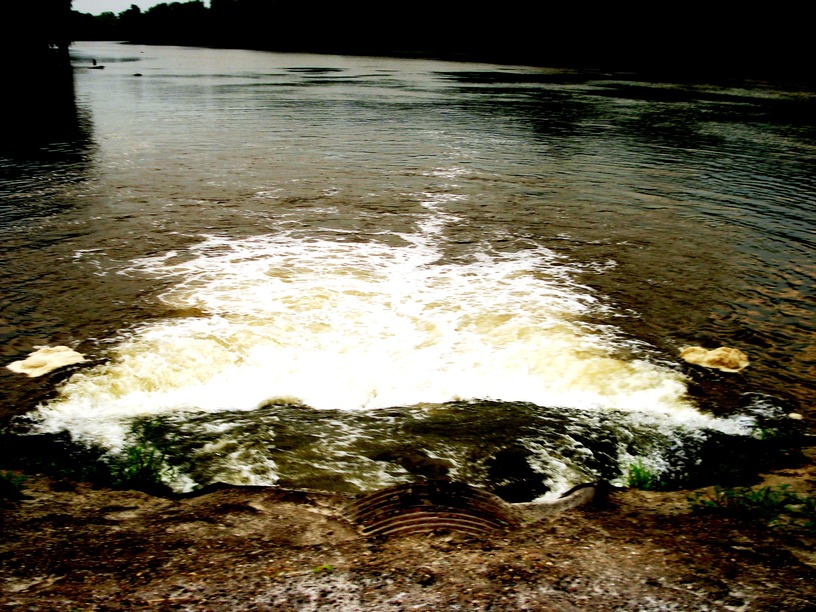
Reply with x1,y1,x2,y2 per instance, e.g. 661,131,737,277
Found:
1,42,813,498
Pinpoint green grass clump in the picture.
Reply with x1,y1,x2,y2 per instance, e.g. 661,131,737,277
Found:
626,461,667,491
688,484,815,529
106,444,170,493
101,418,186,494
0,470,26,502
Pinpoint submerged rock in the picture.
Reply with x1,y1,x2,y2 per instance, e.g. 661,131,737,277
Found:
680,346,749,373
6,346,86,377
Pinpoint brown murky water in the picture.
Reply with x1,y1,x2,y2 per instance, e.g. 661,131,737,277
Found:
1,42,813,496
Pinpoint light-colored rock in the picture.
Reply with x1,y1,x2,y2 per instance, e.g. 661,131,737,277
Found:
680,346,749,373
6,346,86,377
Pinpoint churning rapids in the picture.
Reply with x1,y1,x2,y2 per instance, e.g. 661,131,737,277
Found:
1,42,813,500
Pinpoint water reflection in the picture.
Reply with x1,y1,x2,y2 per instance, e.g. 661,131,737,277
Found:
1,65,92,155
0,68,94,224
0,66,98,417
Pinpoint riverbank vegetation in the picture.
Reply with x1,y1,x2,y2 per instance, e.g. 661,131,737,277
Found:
2,1,812,84
688,484,816,530
62,1,814,81
0,470,26,504
0,2,73,73
3,2,811,84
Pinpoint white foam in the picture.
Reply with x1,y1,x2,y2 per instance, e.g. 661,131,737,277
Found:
30,223,741,462
7,346,86,377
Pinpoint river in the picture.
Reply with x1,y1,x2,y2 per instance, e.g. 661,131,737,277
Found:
1,41,813,498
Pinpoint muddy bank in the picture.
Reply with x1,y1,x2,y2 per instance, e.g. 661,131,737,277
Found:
2,451,815,611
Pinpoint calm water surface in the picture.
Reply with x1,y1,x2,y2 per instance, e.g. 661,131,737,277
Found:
1,42,813,496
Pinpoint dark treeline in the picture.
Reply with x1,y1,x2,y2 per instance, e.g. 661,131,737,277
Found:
1,2,74,71
0,1,811,81
71,1,574,61
0,1,75,128
0,2,90,154
66,1,812,80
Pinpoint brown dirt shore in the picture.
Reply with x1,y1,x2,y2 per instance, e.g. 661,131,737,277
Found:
2,451,814,611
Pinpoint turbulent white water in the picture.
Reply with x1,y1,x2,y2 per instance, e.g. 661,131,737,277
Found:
30,224,701,441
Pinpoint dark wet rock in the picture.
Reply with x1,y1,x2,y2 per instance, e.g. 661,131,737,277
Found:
484,446,550,502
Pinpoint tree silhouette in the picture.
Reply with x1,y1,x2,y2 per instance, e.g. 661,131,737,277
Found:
118,4,143,42
140,2,210,45
62,0,812,80
0,2,85,153
1,1,73,66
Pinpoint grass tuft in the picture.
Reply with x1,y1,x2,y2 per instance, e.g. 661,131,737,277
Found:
106,443,171,493
626,461,667,491
688,484,815,529
0,470,26,503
